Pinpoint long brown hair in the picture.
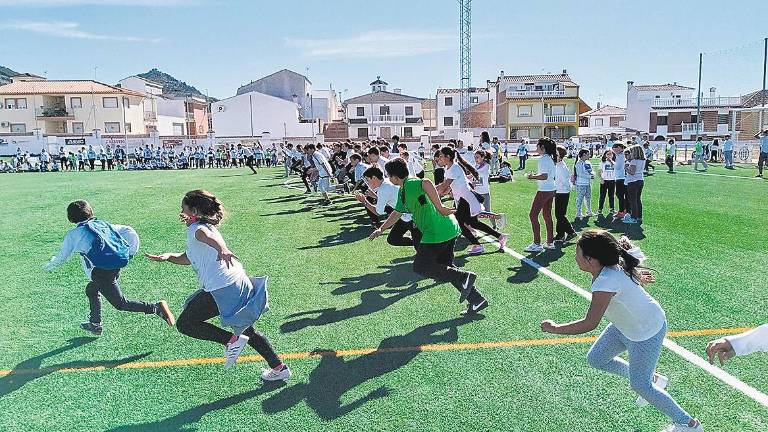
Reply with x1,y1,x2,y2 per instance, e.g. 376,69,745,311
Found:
183,190,226,225
577,230,646,283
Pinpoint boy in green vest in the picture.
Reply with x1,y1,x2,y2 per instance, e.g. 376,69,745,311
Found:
369,158,487,316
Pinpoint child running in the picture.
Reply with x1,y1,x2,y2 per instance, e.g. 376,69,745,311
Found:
145,190,291,380
43,200,175,335
436,147,509,254
369,158,487,316
541,230,702,432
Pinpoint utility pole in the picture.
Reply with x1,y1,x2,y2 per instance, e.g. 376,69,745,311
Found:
695,53,703,140
459,0,472,123
760,37,767,132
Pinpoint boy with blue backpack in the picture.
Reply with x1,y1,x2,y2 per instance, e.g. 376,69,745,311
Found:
43,200,175,336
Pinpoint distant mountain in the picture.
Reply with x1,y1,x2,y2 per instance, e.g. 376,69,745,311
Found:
0,65,18,84
137,68,217,101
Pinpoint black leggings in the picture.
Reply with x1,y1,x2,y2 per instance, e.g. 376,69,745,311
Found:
615,179,627,213
554,193,575,238
413,238,482,304
176,290,282,368
387,219,422,250
599,180,615,211
455,197,501,245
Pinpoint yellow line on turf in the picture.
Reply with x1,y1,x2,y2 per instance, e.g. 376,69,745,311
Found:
0,327,752,377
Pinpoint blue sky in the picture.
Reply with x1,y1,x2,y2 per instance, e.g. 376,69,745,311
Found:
1,0,766,108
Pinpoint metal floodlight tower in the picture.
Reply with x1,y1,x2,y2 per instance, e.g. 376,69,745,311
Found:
459,0,472,122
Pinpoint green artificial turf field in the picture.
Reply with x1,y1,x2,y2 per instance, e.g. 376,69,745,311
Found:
1,159,767,432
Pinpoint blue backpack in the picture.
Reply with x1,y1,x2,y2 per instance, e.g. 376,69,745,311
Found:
79,219,131,270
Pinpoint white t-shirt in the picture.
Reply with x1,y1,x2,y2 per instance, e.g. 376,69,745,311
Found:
186,222,247,292
599,161,616,181
446,163,482,215
474,163,490,194
727,324,768,356
625,159,644,184
375,180,412,222
536,154,557,192
555,161,571,193
614,152,626,180
312,152,332,178
592,266,666,342
575,160,593,186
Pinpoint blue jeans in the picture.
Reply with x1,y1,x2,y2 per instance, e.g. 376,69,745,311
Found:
724,150,733,167
586,322,693,424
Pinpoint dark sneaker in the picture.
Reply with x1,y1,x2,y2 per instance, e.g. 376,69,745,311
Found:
155,300,176,326
461,298,488,316
459,272,477,303
80,321,103,336
565,232,578,242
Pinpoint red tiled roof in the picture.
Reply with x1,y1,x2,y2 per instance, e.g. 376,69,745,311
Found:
436,87,489,94
421,99,436,109
0,80,145,97
500,73,573,83
344,90,423,104
741,90,768,108
632,83,694,91
581,105,626,117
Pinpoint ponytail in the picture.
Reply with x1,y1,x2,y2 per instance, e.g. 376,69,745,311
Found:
577,231,653,285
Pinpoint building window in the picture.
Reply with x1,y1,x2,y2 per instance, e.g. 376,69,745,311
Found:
470,96,479,104
72,122,84,134
71,97,82,109
356,106,365,116
173,123,184,136
518,105,532,117
445,97,453,106
5,98,27,109
123,98,130,109
405,106,414,116
690,114,698,124
357,127,368,138
443,117,454,126
718,114,729,124
403,127,413,138
657,116,668,126
380,105,390,115
103,97,118,108
104,122,121,133
594,118,604,126
10,123,26,133
125,123,132,133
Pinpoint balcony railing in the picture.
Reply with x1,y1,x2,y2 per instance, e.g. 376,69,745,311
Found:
368,114,405,123
144,111,157,120
35,107,74,118
544,114,577,123
507,90,566,98
680,122,706,134
651,96,742,108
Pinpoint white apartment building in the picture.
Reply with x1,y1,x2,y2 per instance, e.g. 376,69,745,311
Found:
211,90,314,138
118,76,187,135
623,81,743,139
344,77,425,140
310,89,341,122
436,87,490,133
578,104,627,135
0,75,145,136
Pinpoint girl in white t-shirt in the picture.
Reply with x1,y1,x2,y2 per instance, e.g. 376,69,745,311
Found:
436,147,509,254
473,150,508,231
146,190,291,381
624,145,646,224
524,138,558,253
541,231,701,432
598,151,616,214
553,146,575,242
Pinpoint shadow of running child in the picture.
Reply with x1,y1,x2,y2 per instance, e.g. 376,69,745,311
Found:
0,337,151,398
263,316,483,421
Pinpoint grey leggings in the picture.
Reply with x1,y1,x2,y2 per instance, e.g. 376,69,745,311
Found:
587,322,692,424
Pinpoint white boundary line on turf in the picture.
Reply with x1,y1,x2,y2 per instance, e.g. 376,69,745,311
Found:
673,170,764,180
480,234,768,409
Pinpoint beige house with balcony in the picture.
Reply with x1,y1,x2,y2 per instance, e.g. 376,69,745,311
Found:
343,77,425,140
488,71,588,139
0,75,145,136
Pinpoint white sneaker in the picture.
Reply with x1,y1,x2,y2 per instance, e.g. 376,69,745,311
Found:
637,374,669,407
224,334,249,369
524,243,543,253
261,365,292,381
497,213,508,230
661,419,702,432
543,242,556,250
